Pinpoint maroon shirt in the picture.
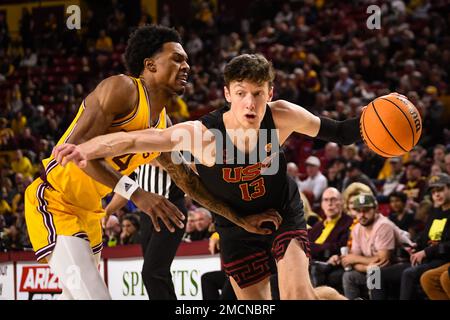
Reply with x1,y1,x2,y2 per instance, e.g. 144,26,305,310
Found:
308,213,354,261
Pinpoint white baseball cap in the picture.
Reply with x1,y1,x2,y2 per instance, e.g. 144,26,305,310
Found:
305,156,321,167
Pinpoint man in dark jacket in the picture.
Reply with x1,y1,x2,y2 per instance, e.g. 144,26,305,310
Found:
371,173,450,300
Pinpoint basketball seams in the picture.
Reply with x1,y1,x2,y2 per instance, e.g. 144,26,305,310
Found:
371,101,408,153
380,97,415,149
361,106,396,157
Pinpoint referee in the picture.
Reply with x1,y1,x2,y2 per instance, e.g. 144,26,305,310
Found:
105,161,187,300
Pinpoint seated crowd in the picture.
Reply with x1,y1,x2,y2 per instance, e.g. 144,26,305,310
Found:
1,0,449,300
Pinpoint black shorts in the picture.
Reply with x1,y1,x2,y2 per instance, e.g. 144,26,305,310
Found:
215,205,309,289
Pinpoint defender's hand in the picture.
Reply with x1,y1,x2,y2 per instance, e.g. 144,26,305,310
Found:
237,209,282,235
52,143,88,168
131,189,185,233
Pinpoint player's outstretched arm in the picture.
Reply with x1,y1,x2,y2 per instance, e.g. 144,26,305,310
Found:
53,121,214,167
270,100,361,146
157,151,283,235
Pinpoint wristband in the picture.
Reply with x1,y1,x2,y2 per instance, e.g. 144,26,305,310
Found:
317,116,361,145
114,175,139,200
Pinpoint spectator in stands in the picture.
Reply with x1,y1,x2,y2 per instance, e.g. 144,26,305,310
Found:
11,110,26,135
95,29,114,53
309,187,353,291
400,161,427,209
299,156,328,202
341,193,398,299
182,211,197,243
431,163,443,177
321,142,340,170
342,160,377,195
326,157,346,192
0,187,12,216
0,12,9,51
104,215,121,247
10,178,28,216
388,191,417,235
0,195,30,251
360,145,385,180
0,225,24,251
333,67,354,98
341,144,360,162
414,199,432,236
400,173,450,299
195,1,215,27
20,48,37,68
0,117,14,149
11,149,34,179
445,154,450,176
420,263,450,300
408,146,428,163
373,173,450,300
59,76,74,100
120,214,141,245
29,105,47,135
300,191,321,228
380,157,405,196
185,32,203,61
274,3,294,25
287,162,301,189
17,127,38,159
190,207,213,241
341,183,374,251
310,188,353,261
433,145,447,168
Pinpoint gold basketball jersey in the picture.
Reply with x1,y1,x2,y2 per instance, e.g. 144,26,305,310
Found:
41,76,167,212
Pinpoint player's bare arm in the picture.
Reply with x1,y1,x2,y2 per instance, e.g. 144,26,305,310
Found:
60,114,283,234
53,120,215,167
270,99,361,146
270,93,409,147
55,75,185,232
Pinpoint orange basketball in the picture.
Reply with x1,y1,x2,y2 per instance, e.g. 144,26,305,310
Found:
360,94,422,157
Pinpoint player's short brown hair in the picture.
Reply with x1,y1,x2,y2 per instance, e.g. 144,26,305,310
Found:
223,54,275,88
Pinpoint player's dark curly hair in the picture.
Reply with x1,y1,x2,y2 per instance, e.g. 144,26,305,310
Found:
124,25,182,77
223,54,275,88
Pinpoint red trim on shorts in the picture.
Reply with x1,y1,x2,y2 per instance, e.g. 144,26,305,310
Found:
272,229,310,262
222,250,271,289
235,271,272,289
222,251,267,268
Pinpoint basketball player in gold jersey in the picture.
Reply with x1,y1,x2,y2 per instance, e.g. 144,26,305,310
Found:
25,26,280,300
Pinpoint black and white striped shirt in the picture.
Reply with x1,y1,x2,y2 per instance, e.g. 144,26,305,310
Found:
132,164,184,201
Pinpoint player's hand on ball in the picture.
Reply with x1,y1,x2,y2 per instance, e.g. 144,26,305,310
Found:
237,209,282,235
53,143,88,168
131,188,185,233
